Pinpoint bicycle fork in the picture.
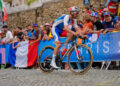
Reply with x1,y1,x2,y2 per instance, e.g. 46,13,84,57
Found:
74,45,82,61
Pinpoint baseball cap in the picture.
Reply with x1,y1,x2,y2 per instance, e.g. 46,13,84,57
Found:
33,23,38,27
104,12,110,16
45,23,50,26
91,12,98,17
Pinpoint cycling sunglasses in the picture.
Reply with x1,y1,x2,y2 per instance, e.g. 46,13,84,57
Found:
72,11,79,15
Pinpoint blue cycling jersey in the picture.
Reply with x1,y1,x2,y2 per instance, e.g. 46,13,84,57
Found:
53,14,78,30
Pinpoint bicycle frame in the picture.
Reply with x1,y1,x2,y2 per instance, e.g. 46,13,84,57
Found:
60,39,78,61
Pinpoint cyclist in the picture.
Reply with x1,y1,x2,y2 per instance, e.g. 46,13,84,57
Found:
51,6,86,68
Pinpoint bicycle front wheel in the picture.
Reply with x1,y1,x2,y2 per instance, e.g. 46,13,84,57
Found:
67,44,93,75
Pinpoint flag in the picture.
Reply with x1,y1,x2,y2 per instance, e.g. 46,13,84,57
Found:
88,33,100,43
9,40,39,68
0,45,6,64
0,0,7,21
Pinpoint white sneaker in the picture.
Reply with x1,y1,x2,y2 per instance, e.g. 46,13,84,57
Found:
50,62,59,69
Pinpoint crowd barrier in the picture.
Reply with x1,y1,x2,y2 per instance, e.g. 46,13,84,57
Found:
0,32,120,67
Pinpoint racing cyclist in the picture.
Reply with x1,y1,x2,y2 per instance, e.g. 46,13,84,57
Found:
51,6,86,68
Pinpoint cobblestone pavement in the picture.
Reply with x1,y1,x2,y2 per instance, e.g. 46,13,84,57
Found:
0,69,120,86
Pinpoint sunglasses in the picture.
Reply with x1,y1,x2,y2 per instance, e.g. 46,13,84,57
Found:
72,12,79,15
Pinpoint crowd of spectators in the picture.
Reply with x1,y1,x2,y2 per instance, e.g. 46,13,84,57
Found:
0,4,120,69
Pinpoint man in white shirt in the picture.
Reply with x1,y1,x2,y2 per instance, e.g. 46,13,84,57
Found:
3,25,13,44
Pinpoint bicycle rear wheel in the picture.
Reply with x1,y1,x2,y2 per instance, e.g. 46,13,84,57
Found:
67,44,93,75
38,46,54,73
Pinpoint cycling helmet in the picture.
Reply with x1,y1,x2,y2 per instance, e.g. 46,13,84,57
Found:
69,6,79,12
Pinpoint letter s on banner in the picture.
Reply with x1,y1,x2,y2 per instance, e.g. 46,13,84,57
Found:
103,41,110,53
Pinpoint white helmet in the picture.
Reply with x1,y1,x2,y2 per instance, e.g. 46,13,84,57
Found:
69,6,79,12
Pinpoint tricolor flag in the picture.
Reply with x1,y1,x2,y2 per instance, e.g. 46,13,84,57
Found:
88,33,100,43
0,0,7,21
9,40,39,68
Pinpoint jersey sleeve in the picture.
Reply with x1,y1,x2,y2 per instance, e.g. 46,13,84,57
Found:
64,15,69,26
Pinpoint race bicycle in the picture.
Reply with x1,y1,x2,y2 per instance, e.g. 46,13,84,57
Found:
38,36,93,75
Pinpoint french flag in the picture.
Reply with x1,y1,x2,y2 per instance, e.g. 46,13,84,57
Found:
9,40,39,68
88,32,100,43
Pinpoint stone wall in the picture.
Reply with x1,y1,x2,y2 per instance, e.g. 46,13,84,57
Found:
6,0,101,29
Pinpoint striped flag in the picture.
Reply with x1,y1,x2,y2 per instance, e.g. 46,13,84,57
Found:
0,0,7,21
88,32,100,43
9,40,39,68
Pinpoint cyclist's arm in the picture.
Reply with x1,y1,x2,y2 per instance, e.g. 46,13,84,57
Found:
73,19,83,36
64,15,76,35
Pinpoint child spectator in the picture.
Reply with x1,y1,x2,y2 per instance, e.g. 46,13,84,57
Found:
82,14,93,34
12,32,24,49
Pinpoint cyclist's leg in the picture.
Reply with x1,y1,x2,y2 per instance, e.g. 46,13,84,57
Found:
66,33,73,43
51,27,62,68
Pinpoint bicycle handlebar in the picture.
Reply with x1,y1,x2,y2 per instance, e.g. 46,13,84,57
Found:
69,35,88,44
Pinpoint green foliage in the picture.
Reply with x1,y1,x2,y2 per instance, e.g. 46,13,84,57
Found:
26,0,38,5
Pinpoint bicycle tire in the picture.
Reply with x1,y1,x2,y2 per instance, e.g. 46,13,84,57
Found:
67,44,93,75
38,46,54,73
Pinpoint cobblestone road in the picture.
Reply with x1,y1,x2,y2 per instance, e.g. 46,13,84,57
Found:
0,69,120,86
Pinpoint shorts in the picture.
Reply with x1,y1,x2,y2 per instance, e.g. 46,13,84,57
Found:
51,26,75,42
60,30,67,37
51,26,63,42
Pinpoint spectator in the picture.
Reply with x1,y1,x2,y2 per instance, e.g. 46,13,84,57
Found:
30,24,42,45
102,12,117,35
3,25,13,44
44,23,53,39
91,12,103,31
82,14,93,34
12,29,19,41
0,31,6,45
26,24,34,40
15,26,22,33
12,32,24,49
42,27,50,41
39,25,44,32
82,7,91,17
99,3,104,14
0,29,2,43
44,23,51,29
22,29,29,41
